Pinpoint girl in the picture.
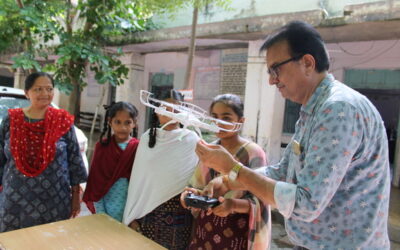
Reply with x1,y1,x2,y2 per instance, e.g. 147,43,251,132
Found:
183,94,271,250
123,89,199,250
83,102,139,222
0,72,87,232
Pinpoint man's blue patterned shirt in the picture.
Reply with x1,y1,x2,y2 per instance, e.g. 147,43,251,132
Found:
264,74,390,249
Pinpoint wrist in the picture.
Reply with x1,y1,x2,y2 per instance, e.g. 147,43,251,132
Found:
230,199,236,214
222,175,230,189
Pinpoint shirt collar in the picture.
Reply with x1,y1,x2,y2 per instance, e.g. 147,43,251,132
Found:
300,74,334,115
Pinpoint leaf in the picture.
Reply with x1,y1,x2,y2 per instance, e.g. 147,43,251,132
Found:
0,0,232,113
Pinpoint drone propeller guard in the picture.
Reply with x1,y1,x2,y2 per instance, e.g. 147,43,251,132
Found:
139,90,242,134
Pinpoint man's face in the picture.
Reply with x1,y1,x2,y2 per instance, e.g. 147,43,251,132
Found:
266,40,306,104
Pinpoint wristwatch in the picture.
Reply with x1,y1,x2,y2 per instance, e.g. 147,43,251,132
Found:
228,162,243,181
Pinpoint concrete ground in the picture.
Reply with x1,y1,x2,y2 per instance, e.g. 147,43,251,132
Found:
270,222,294,249
389,186,400,250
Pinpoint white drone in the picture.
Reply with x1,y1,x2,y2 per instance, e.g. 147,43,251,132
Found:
139,90,242,136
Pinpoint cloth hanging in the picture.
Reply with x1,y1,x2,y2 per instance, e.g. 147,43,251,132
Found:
123,128,199,225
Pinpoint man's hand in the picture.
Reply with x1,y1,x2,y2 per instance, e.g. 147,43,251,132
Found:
195,140,237,174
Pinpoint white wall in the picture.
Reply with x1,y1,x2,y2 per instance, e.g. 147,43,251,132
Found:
242,40,285,164
80,70,110,122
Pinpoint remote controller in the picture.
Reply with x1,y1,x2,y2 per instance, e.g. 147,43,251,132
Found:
184,193,220,210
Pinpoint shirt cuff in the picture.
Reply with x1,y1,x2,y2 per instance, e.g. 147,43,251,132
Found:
254,166,267,175
274,181,297,218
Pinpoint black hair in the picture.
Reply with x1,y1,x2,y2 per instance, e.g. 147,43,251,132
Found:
99,101,139,145
209,93,244,119
25,72,55,91
148,89,184,148
260,21,329,72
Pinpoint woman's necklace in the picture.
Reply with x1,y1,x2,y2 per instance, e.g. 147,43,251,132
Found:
25,108,45,123
25,109,33,123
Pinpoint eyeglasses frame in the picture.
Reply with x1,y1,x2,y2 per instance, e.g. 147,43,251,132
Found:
267,54,304,79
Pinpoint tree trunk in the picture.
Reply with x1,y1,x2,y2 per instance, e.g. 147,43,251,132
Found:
66,80,81,124
184,5,198,90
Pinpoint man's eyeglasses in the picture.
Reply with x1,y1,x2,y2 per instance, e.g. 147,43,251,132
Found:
267,54,304,79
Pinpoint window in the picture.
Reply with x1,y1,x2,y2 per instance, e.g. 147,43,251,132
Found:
282,99,300,134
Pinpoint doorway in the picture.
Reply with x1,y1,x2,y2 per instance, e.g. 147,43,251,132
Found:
356,89,400,165
145,72,174,129
345,68,400,186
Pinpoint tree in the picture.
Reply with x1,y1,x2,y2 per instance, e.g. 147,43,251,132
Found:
0,0,231,118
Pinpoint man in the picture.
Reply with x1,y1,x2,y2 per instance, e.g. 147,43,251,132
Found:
196,21,390,249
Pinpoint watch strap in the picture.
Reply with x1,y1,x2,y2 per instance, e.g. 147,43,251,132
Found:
228,162,243,180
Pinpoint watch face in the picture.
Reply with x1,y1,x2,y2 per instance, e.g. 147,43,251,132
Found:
229,170,238,181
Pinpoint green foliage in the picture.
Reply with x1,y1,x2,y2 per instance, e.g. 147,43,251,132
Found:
11,52,41,71
0,0,231,98
0,0,155,95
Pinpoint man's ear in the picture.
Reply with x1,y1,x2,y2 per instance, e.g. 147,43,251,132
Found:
302,54,316,75
239,117,245,124
24,90,30,100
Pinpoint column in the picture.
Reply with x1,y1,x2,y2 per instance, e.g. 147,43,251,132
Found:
242,40,286,164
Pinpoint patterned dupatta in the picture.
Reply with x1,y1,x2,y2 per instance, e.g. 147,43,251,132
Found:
8,107,74,177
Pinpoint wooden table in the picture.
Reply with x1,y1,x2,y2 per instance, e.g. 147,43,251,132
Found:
0,214,165,250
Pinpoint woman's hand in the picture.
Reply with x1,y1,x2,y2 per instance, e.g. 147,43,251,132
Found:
70,185,81,218
207,197,233,217
180,187,202,211
129,220,141,233
203,176,228,198
70,192,81,218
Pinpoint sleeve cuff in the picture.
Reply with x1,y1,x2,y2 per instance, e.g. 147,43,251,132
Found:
274,181,297,218
254,166,267,175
